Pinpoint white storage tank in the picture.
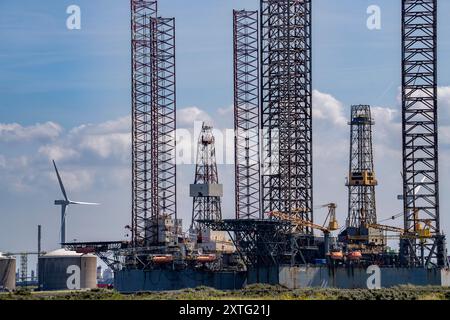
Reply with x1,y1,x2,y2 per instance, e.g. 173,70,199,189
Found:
0,253,16,291
38,249,97,291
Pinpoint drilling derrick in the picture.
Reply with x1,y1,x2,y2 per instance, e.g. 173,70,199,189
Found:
190,123,223,235
347,105,377,228
340,105,384,250
401,0,447,267
233,10,261,220
260,0,313,231
131,0,157,247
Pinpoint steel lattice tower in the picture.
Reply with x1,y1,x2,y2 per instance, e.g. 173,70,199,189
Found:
260,0,313,231
131,0,177,247
131,0,157,247
401,0,447,267
190,123,223,232
149,17,177,244
233,10,261,220
346,105,377,229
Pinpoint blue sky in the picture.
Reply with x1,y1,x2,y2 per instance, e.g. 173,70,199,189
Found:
1,0,450,272
4,0,450,127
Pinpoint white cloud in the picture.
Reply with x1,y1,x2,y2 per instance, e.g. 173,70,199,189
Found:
69,116,130,136
177,106,213,128
49,168,94,193
218,105,233,116
79,132,130,159
38,145,80,162
312,90,347,127
0,121,62,142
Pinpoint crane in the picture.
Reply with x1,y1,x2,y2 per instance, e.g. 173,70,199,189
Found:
367,217,431,240
268,203,340,256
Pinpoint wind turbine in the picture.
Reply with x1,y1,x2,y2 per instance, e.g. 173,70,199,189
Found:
53,160,99,247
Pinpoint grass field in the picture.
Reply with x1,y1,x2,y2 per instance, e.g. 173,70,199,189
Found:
1,284,450,300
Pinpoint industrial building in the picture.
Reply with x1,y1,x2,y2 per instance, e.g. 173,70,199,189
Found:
2,0,449,292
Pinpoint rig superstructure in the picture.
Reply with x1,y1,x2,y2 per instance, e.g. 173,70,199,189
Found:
61,0,449,292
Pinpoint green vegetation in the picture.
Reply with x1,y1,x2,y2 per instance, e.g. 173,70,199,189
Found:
1,284,450,300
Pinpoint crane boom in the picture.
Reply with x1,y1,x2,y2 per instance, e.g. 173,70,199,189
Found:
269,211,330,233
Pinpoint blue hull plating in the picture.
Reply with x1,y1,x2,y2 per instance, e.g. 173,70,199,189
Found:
114,266,450,292
115,269,247,293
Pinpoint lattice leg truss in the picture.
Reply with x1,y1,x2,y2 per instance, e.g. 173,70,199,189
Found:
233,10,261,220
401,0,447,267
260,0,313,231
149,17,177,244
131,0,157,247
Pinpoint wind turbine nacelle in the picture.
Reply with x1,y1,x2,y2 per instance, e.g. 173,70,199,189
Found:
55,200,68,205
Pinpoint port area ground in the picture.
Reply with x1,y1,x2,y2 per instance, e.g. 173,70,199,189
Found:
2,284,450,301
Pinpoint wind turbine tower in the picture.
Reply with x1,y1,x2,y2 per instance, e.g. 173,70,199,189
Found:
53,160,99,247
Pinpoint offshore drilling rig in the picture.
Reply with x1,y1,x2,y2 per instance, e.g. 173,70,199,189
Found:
63,0,449,291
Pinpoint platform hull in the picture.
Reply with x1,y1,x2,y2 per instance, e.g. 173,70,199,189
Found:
114,269,246,293
279,266,450,289
114,266,450,292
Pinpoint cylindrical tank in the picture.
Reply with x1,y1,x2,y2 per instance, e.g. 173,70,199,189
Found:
38,249,97,291
152,255,173,264
0,253,16,291
196,254,217,263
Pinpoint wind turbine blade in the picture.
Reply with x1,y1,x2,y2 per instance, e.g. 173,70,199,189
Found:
413,176,427,195
53,160,69,201
70,201,100,206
